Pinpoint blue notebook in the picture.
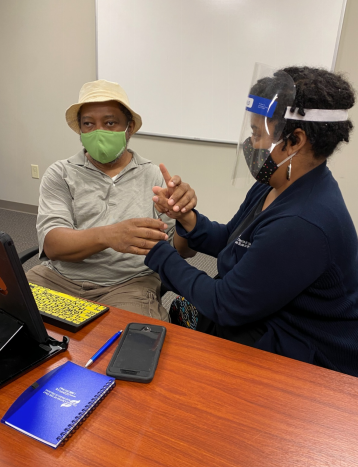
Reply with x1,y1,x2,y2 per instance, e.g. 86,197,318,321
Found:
1,361,115,448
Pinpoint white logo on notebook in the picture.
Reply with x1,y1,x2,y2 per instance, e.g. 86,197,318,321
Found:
61,400,81,408
43,388,81,407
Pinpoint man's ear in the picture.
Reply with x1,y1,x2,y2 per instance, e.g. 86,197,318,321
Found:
127,120,135,138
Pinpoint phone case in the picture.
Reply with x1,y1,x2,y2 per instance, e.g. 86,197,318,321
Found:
106,323,166,383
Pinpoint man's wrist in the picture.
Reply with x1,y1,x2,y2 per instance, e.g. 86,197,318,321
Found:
98,224,114,250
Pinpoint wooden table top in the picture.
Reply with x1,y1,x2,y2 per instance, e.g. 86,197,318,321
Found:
1,306,358,467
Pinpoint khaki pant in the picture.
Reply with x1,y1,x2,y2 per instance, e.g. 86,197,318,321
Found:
26,265,169,322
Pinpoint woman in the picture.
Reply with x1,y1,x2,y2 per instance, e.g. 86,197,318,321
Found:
146,66,358,376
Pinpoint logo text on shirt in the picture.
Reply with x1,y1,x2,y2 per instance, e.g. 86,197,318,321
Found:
235,237,251,249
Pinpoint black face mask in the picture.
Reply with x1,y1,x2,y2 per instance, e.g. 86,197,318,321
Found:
242,136,279,185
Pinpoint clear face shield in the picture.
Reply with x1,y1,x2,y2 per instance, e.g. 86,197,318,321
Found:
232,63,296,186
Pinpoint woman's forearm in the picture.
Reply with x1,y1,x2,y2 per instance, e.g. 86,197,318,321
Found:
177,210,197,233
172,211,197,258
173,232,197,259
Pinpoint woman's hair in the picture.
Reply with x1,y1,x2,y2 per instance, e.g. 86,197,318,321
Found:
250,66,355,159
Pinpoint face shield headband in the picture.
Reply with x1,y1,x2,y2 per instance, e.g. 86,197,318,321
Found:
284,108,349,122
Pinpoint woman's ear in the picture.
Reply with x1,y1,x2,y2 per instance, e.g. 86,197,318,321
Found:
289,129,308,155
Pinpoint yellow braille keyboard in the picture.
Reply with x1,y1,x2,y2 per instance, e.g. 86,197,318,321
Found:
29,283,109,333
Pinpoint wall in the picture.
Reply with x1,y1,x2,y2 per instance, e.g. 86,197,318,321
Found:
331,0,358,226
0,0,358,226
0,0,96,211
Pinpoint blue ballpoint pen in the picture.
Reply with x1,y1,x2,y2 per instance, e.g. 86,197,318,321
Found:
85,330,123,368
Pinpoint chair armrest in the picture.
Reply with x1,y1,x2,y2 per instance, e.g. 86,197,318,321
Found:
18,246,39,264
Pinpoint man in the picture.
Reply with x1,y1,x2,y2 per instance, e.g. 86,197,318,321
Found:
26,79,175,321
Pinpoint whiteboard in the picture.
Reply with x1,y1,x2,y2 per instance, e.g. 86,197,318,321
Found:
96,0,346,143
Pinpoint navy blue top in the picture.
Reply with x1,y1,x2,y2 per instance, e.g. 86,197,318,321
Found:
145,162,358,376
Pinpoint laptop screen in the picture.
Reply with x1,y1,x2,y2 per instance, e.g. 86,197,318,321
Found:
0,231,48,344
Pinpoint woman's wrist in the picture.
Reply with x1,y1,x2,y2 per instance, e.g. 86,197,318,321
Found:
177,210,197,233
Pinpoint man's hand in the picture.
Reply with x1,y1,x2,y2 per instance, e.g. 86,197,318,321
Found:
152,164,197,220
104,218,169,255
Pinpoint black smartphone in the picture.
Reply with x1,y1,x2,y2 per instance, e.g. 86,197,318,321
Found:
106,323,166,383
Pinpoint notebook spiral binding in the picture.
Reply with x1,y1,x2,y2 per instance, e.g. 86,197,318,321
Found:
56,379,116,446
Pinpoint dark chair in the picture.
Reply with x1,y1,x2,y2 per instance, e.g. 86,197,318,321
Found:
18,246,39,265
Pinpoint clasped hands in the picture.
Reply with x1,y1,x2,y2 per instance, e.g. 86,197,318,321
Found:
152,164,197,221
106,164,196,256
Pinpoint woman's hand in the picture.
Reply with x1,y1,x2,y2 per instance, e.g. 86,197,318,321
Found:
152,164,197,220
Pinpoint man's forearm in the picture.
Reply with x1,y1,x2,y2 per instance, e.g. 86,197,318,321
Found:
43,226,109,262
43,217,170,261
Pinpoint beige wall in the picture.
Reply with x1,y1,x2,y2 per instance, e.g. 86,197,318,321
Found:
0,0,358,226
331,0,358,227
0,0,96,208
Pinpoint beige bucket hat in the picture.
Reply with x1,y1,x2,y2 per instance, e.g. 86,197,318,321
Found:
65,79,142,134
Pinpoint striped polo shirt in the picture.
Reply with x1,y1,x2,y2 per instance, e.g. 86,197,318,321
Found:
37,149,175,286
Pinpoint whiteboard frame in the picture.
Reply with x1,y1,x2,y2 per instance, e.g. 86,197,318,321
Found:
331,0,348,70
95,0,347,146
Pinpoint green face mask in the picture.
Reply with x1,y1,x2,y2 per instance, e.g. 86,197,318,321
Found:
80,125,129,164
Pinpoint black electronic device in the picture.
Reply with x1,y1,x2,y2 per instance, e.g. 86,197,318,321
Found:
0,232,69,388
106,322,166,383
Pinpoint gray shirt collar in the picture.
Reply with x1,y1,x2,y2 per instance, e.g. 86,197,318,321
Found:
67,148,151,173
